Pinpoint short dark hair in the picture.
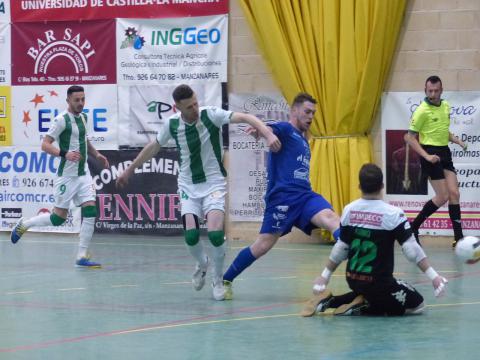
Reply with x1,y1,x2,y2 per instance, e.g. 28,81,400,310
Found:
292,92,317,107
172,84,194,102
425,75,442,87
359,163,383,194
67,85,84,96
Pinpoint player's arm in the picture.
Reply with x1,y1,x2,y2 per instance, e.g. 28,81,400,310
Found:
449,132,467,150
230,112,281,152
87,140,109,169
41,135,82,163
401,236,448,297
116,140,161,188
312,240,349,294
403,130,439,164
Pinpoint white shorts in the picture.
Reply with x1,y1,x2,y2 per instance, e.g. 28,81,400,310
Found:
54,175,96,209
180,187,226,220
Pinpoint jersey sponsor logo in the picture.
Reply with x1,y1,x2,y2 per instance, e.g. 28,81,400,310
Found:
293,167,309,181
349,211,383,226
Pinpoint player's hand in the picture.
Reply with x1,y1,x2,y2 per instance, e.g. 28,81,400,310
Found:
312,276,328,295
266,133,281,153
425,154,440,164
65,151,81,162
432,276,448,297
116,172,131,189
245,126,260,140
96,153,110,169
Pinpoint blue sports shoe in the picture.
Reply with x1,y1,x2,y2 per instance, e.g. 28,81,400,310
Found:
75,256,102,269
11,218,27,244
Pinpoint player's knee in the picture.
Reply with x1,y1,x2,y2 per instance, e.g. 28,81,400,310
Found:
208,230,225,247
185,229,200,246
50,213,66,226
449,189,460,202
81,205,97,218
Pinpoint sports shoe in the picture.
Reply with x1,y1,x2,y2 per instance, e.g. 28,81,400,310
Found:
452,240,457,249
223,280,233,300
11,217,27,244
212,277,226,301
333,295,367,315
75,257,102,269
301,290,333,317
192,257,209,291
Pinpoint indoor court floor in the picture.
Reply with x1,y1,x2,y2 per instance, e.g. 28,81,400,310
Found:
0,232,479,359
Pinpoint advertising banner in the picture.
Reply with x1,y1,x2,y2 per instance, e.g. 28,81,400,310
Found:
11,0,228,22
0,23,10,85
0,0,10,23
0,147,81,233
0,86,11,146
382,92,480,235
90,149,184,235
118,82,222,147
117,16,228,85
12,84,118,150
12,20,116,86
228,93,290,221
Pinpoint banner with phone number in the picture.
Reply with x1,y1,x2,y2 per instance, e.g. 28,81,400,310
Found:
0,147,81,232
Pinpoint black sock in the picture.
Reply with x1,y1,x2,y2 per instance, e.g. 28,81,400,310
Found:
330,292,357,308
412,200,439,230
448,204,464,242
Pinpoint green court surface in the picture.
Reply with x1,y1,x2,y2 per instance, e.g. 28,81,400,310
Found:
0,233,479,360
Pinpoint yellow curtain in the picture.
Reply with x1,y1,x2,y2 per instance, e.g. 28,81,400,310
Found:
239,0,407,214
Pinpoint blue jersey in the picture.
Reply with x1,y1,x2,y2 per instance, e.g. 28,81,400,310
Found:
265,122,312,202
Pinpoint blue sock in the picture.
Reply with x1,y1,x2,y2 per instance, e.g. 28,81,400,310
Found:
333,228,340,241
223,247,256,282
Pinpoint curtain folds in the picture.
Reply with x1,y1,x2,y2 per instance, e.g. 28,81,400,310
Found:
238,0,407,214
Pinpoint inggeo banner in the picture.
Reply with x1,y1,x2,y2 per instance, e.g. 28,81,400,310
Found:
117,15,228,85
382,92,480,235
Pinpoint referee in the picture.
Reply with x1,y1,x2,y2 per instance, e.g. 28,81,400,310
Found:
404,75,467,247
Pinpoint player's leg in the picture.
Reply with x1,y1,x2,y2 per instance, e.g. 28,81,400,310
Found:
73,175,101,268
300,193,340,241
374,279,424,316
203,190,227,299
411,153,448,242
11,177,71,243
444,169,463,247
75,201,100,268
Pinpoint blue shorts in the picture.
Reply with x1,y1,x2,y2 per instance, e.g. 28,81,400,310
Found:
260,191,333,236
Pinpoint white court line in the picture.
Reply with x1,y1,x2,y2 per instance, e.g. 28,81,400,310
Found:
111,284,138,288
5,291,35,295
57,288,86,292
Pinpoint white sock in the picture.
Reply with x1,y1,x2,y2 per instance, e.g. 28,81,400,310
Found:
23,213,53,229
77,217,95,259
187,242,208,267
211,243,226,279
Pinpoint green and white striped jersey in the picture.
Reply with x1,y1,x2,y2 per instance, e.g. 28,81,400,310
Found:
47,110,89,177
156,106,232,197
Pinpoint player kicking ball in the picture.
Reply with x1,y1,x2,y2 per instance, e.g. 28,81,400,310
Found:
302,164,447,317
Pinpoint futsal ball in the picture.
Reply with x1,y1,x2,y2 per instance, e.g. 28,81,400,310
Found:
455,236,480,263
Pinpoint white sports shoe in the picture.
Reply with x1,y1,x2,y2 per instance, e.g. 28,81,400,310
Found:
192,257,209,291
212,276,226,301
